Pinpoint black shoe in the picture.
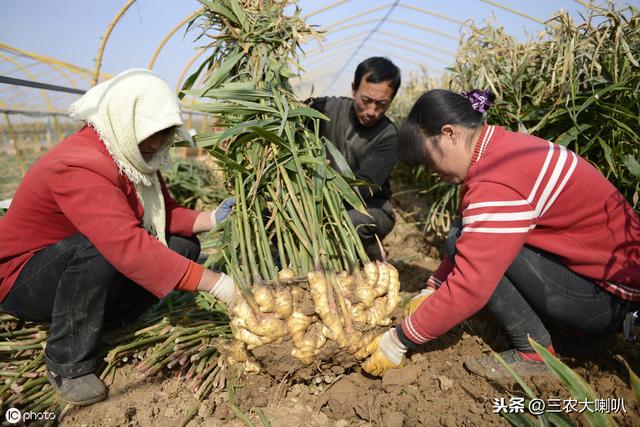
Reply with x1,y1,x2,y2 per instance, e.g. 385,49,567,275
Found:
46,369,107,406
463,349,551,381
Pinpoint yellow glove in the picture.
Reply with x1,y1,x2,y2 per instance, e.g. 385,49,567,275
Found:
362,329,407,377
403,287,436,317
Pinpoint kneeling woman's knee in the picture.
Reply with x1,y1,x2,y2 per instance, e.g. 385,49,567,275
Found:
59,234,119,277
168,235,201,261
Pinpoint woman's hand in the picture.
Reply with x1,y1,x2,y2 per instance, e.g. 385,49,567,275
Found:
210,198,236,227
362,329,407,376
192,197,236,233
197,269,236,305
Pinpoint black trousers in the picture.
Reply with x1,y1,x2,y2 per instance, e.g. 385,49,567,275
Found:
0,233,200,378
347,198,396,244
446,223,637,353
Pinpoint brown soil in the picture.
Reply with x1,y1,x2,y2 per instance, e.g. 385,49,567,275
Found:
60,213,640,427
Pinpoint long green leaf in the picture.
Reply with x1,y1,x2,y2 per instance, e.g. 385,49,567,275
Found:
216,120,278,144
324,137,355,179
201,50,244,94
616,356,640,405
326,168,368,217
180,54,215,98
494,353,540,401
228,0,248,30
597,138,617,177
626,155,640,179
200,0,239,24
287,107,329,120
529,337,618,427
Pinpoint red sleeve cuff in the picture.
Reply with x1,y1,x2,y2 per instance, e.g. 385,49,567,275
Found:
176,261,204,292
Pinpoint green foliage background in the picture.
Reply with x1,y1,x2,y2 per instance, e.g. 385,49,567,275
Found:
390,4,640,237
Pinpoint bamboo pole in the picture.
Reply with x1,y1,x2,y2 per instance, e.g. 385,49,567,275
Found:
93,0,136,85
148,9,204,69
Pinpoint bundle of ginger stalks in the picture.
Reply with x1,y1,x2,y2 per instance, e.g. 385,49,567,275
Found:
183,0,401,376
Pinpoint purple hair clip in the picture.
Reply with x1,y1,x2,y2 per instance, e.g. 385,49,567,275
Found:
461,89,492,114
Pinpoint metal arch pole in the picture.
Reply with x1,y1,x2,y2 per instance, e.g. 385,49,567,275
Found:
388,19,459,41
323,18,458,42
307,55,429,97
314,26,455,59
42,63,81,93
369,37,451,66
0,54,60,135
304,43,362,69
356,47,426,68
303,45,437,92
175,48,207,132
2,58,81,95
0,43,101,81
572,0,607,12
0,62,53,96
1,51,83,93
93,0,136,85
317,48,435,95
377,31,455,56
4,75,65,103
304,0,351,18
325,19,380,35
321,3,464,33
397,3,465,25
305,30,371,56
0,57,78,97
148,8,204,69
322,0,401,94
2,59,42,86
322,4,393,32
299,60,347,87
477,0,544,24
301,48,431,85
303,5,390,49
305,38,453,68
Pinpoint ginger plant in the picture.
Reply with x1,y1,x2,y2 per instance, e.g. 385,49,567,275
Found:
183,0,401,372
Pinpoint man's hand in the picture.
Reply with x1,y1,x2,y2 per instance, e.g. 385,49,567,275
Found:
362,329,407,377
210,197,236,227
403,287,436,317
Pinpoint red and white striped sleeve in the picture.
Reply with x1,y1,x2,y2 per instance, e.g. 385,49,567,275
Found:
400,182,537,344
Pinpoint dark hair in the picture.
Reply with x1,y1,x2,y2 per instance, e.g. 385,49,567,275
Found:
352,57,401,97
399,89,495,166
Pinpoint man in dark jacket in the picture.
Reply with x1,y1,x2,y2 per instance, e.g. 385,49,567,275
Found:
309,57,401,258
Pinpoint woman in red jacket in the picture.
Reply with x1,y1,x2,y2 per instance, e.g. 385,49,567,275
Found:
362,89,640,379
0,69,236,405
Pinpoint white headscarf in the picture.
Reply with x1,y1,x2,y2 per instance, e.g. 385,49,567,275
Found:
69,68,184,245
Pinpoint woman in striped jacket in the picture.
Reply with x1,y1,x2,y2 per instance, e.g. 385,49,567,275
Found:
361,89,640,379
